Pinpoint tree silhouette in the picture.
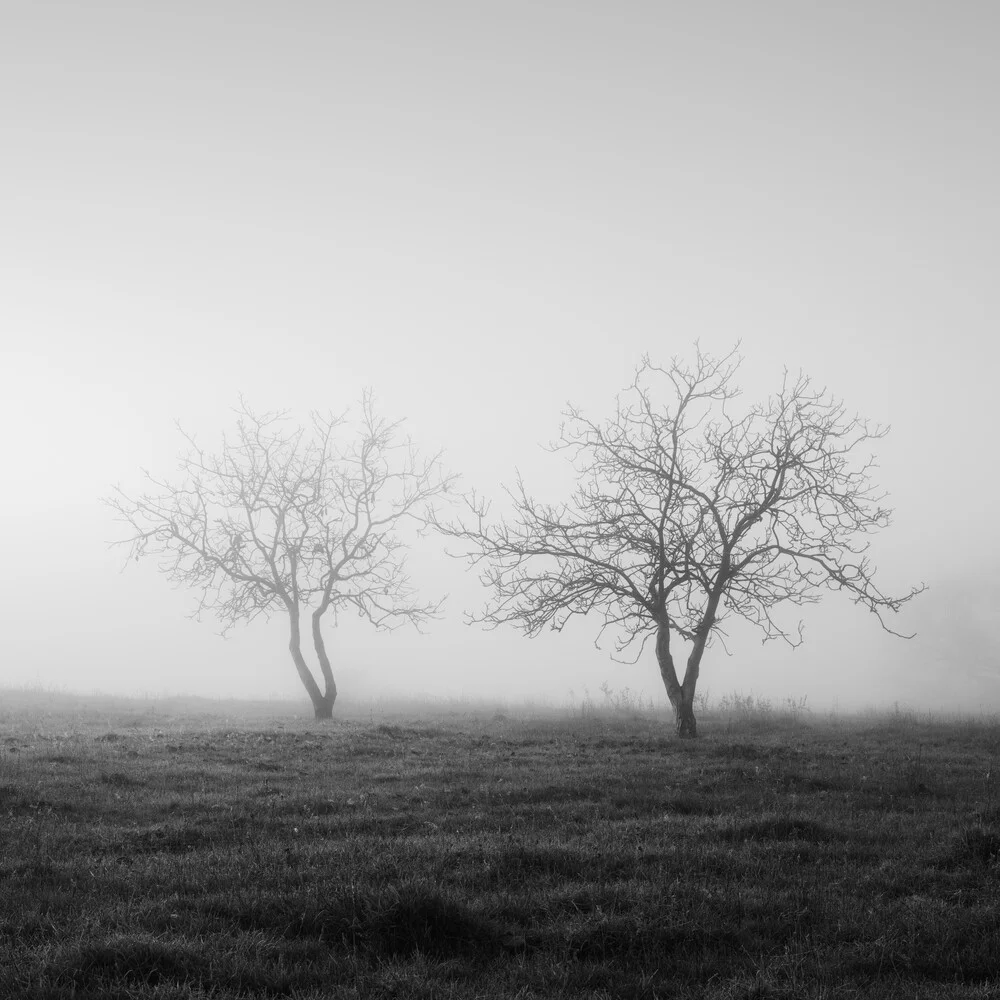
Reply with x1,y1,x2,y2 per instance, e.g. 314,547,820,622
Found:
107,394,453,718
439,347,923,736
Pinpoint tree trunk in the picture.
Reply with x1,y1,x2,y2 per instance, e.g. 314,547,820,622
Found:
660,591,723,738
311,692,335,720
673,693,697,739
288,608,337,720
655,615,698,738
311,605,338,717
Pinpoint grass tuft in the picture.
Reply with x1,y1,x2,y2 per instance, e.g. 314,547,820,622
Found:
56,936,209,989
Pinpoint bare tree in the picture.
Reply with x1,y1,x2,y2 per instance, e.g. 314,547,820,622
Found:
439,347,923,737
106,394,454,718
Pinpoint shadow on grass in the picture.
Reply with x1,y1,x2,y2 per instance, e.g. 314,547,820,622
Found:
0,785,81,817
846,903,1000,982
561,915,743,971
203,883,512,959
55,936,209,989
122,824,214,854
719,816,838,843
935,825,1000,869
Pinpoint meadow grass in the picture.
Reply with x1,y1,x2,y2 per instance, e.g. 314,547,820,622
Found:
1,689,999,998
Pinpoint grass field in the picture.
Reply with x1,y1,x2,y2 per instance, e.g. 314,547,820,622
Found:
2,688,999,998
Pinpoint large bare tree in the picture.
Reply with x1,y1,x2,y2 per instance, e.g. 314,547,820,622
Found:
440,347,923,737
106,394,453,718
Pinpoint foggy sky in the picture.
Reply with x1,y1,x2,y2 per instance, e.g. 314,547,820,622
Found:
2,2,999,712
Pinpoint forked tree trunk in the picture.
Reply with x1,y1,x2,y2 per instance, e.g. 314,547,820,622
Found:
655,615,700,738
655,592,722,738
310,605,338,718
288,608,338,720
311,692,335,720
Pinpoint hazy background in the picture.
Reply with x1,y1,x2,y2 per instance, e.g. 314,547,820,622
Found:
2,1,998,713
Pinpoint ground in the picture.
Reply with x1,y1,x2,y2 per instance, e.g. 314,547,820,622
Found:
1,688,999,998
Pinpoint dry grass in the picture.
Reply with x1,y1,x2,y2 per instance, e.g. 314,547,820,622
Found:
1,688,999,998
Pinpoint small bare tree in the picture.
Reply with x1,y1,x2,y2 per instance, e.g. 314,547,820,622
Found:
106,394,453,718
439,347,923,737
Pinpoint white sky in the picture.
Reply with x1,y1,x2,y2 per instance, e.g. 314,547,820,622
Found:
2,1,998,712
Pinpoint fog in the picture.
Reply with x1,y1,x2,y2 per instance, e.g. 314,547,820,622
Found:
2,2,998,714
